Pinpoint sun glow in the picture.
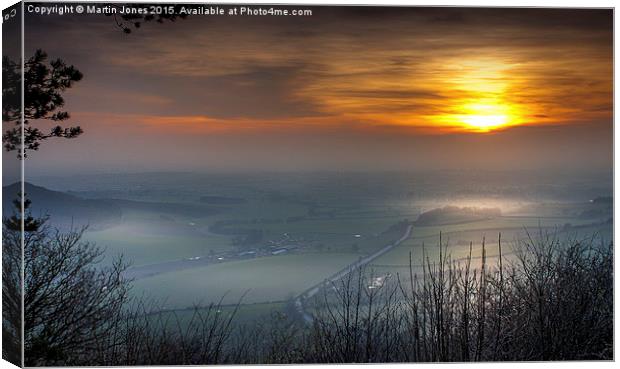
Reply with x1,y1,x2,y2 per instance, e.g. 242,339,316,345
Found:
458,102,514,132
430,99,521,133
462,114,508,131
429,58,526,133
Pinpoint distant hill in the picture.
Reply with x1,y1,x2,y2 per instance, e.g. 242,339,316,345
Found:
415,206,501,226
3,182,122,230
3,182,224,230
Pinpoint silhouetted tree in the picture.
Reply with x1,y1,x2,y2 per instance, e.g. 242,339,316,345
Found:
2,49,83,158
2,198,26,365
3,199,130,366
2,48,120,365
2,49,84,362
106,4,188,34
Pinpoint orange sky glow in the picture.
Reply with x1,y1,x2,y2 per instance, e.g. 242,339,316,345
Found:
62,7,608,137
19,7,612,173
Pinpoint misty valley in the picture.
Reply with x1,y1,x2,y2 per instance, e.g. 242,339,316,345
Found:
8,170,612,320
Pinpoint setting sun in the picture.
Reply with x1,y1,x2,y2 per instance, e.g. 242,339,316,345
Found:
461,114,508,131
430,99,520,133
458,102,514,132
423,57,530,133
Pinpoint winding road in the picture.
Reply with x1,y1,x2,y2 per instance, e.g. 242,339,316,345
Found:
294,223,413,324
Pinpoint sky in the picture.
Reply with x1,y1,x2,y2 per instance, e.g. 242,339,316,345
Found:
13,5,614,175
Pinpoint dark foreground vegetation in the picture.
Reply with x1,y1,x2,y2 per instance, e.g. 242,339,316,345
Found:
3,204,613,365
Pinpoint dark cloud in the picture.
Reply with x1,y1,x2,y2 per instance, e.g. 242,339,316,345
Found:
340,89,443,100
162,64,327,119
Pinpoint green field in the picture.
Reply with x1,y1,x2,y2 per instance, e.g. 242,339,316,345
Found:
369,215,613,281
63,173,610,318
140,302,287,332
131,252,360,307
87,221,233,266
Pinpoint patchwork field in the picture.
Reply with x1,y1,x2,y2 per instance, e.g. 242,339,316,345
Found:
29,172,612,319
131,253,360,307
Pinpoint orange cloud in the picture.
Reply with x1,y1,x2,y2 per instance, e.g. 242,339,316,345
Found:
65,8,611,135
